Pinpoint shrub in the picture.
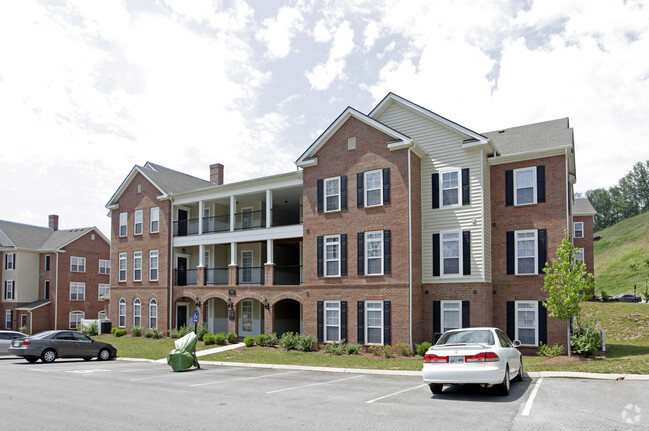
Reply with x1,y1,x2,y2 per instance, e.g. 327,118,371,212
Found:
196,324,208,341
170,325,192,338
395,342,414,357
296,334,318,352
416,342,432,357
214,333,227,345
203,333,215,345
19,325,28,334
266,333,278,346
131,325,144,337
113,328,127,337
368,345,392,358
601,290,611,302
324,342,346,355
571,315,601,357
279,332,298,350
144,328,163,339
345,343,361,355
255,334,268,347
243,335,255,347
536,342,564,358
227,332,238,344
87,322,98,336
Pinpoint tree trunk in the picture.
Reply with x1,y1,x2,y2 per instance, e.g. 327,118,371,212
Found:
567,317,572,357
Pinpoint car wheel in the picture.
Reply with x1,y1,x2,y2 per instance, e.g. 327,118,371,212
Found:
498,367,510,396
514,358,523,382
41,349,56,363
98,348,110,361
429,383,443,394
26,356,39,363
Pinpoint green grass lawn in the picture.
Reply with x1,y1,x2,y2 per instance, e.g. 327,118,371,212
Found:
94,335,213,360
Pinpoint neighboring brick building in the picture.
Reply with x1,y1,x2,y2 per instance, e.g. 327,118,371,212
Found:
0,215,110,334
105,93,595,351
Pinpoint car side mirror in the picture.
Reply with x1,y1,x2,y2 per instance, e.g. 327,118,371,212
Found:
513,340,521,347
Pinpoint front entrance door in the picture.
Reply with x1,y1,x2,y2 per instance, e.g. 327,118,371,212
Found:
177,257,187,286
177,304,188,328
178,209,188,236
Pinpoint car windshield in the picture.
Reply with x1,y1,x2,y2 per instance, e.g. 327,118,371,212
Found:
437,329,495,346
30,331,57,339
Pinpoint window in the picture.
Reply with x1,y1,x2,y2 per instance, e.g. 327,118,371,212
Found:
515,230,538,275
5,310,12,329
119,253,127,282
365,301,383,345
324,236,340,277
324,177,340,211
98,311,106,320
514,167,536,205
5,253,15,270
70,282,85,301
45,280,50,299
365,231,383,275
4,281,15,300
134,210,143,235
574,248,585,265
69,311,84,329
70,256,86,272
118,298,126,327
119,212,127,237
149,299,158,329
324,301,341,342
365,170,383,207
98,284,110,300
441,301,462,333
133,251,142,281
515,301,538,346
150,207,160,233
574,222,584,239
441,169,460,207
99,260,110,274
45,255,50,271
133,298,141,327
441,231,461,276
150,250,159,281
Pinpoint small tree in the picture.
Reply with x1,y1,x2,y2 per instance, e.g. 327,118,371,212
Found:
542,230,594,356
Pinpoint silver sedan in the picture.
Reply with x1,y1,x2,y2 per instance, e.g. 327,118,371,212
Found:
0,330,26,355
8,330,117,363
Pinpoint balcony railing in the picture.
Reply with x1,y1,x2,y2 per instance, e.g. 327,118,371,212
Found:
234,210,266,230
203,215,230,233
238,266,264,285
206,267,229,285
173,218,199,236
176,269,197,286
274,265,302,285
271,205,302,227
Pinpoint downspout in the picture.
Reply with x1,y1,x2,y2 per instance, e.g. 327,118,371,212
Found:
54,251,59,330
565,147,572,357
169,196,174,334
408,147,413,347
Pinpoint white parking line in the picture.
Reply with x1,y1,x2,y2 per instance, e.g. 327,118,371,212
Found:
131,367,233,381
366,384,428,404
266,375,364,394
521,378,543,416
191,371,299,387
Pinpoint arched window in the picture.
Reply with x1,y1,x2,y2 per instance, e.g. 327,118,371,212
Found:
118,298,126,327
149,298,158,329
134,298,141,327
69,311,84,329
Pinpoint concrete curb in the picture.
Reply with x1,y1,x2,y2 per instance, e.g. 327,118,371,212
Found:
526,371,649,381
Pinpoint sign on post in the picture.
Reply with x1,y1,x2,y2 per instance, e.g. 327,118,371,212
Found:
193,311,199,323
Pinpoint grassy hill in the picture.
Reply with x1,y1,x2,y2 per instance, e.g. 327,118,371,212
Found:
594,210,649,296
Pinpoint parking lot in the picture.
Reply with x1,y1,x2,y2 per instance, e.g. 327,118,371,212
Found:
1,357,647,430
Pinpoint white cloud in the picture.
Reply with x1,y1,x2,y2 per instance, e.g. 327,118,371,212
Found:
363,20,380,50
306,20,355,90
256,6,305,59
313,19,331,43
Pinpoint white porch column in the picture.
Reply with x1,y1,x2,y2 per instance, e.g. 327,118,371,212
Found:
198,200,204,234
266,189,272,228
230,242,238,266
199,244,205,267
266,239,274,265
230,195,236,231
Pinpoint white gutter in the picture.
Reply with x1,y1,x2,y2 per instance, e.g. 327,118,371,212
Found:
407,148,413,347
565,148,571,235
169,196,174,333
54,251,59,330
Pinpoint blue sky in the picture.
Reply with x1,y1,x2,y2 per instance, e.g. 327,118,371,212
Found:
1,0,648,237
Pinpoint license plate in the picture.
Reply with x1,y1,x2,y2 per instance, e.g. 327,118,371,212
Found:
449,355,464,364
11,340,22,347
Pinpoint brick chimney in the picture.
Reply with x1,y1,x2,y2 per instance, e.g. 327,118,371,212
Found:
210,163,224,185
49,214,59,231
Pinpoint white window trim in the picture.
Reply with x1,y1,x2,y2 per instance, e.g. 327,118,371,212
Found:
118,253,127,282
133,298,141,327
324,176,341,212
440,300,462,333
150,207,160,233
70,282,85,301
134,210,143,236
324,235,341,277
98,284,110,301
118,298,126,328
69,311,84,329
149,299,158,329
513,167,537,206
4,280,15,301
515,229,538,275
324,300,341,342
119,212,127,237
365,300,384,345
364,169,383,207
150,250,159,281
573,221,584,238
133,251,142,282
574,248,585,265
365,231,384,276
515,301,539,347
99,259,110,275
439,168,461,209
6,253,15,270
5,310,12,329
70,256,86,273
440,230,462,278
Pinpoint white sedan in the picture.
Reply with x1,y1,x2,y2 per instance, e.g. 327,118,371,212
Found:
422,327,523,396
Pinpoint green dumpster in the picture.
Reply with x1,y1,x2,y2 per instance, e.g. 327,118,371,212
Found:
167,332,200,371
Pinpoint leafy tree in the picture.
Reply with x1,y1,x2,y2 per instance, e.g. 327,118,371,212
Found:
542,231,594,356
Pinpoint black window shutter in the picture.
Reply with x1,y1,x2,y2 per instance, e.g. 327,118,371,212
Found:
357,301,365,344
462,168,470,205
506,301,515,341
432,233,440,276
317,236,323,277
538,229,547,274
462,231,471,275
506,231,515,275
383,301,391,346
382,168,390,204
505,170,514,206
317,179,324,213
341,301,348,342
462,301,470,328
356,173,364,208
357,232,364,275
538,301,548,345
537,166,546,203
341,175,348,210
383,230,391,274
432,173,440,209
8,309,12,329
317,301,324,342
433,301,441,342
12,254,16,270
341,234,347,276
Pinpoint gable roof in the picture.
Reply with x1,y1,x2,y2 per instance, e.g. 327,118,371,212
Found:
106,162,213,209
295,106,426,167
573,198,596,217
0,220,108,252
482,118,573,156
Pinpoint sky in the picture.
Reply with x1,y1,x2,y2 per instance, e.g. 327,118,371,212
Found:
1,0,648,238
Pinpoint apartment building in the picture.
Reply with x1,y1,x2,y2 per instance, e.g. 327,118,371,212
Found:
106,93,594,352
0,215,110,333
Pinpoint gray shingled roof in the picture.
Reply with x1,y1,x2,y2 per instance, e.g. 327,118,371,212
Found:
573,198,597,216
141,162,213,195
41,227,96,250
482,118,573,156
0,221,98,251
